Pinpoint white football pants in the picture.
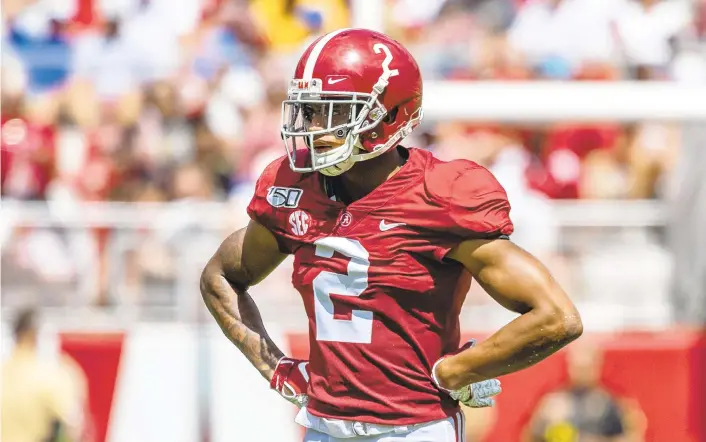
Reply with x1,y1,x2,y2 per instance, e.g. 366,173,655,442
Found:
296,407,467,442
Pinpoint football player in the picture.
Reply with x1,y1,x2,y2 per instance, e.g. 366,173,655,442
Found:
201,28,583,441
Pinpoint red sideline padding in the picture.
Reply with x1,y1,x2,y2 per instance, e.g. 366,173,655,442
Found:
60,332,125,442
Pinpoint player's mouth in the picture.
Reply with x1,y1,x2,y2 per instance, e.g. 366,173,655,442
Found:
313,143,338,153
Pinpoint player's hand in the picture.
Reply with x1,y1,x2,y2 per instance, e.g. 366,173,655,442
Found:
270,357,310,407
432,339,502,408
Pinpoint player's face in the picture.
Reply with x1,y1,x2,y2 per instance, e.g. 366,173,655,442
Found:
302,101,357,153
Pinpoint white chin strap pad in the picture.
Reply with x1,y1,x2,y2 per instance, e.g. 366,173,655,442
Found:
313,143,351,168
319,155,355,176
314,133,358,176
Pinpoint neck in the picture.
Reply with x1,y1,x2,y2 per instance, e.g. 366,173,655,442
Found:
337,147,406,202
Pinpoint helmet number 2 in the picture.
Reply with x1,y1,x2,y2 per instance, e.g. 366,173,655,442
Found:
312,237,373,344
373,43,399,78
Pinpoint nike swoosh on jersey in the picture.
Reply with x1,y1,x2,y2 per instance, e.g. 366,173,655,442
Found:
379,220,406,231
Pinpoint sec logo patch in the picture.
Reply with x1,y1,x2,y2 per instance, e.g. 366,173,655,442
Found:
289,210,311,236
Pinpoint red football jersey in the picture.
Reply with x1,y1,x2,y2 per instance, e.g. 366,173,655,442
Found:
247,147,513,425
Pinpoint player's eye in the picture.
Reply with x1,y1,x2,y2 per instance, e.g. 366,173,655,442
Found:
331,104,344,116
301,105,316,122
331,103,354,119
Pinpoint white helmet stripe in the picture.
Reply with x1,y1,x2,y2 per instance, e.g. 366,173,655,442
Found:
303,28,351,80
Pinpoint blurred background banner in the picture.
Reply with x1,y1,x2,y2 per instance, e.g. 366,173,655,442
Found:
1,0,705,441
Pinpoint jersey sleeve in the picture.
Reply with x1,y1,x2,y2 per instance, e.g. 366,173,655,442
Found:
246,158,277,227
426,161,514,261
245,155,297,254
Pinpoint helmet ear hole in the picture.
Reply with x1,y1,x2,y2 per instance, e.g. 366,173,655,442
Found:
383,107,399,124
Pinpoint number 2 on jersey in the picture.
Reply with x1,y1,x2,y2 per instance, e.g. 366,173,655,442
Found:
313,237,373,344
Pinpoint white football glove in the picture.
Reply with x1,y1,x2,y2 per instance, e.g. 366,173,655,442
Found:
432,339,502,408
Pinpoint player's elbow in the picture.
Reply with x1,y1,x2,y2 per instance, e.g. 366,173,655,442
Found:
200,258,249,304
199,261,219,302
200,260,227,301
554,308,583,345
537,296,583,346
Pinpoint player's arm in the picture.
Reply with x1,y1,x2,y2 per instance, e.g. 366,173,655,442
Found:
200,219,287,381
436,239,583,390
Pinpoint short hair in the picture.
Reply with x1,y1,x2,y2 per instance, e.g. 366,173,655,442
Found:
13,307,38,339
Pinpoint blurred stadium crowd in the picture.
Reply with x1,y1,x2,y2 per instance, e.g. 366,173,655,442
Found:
2,0,705,204
2,0,705,320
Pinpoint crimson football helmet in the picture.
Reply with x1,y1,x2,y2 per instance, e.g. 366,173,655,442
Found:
281,28,424,176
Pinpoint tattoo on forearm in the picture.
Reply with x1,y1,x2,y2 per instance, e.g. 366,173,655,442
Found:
203,275,284,380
